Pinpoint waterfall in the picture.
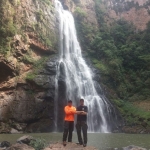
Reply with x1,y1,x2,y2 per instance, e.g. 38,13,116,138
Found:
54,0,114,132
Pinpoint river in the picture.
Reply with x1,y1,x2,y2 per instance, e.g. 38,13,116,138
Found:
0,133,150,149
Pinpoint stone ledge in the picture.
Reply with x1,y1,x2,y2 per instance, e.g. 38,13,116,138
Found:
44,142,98,150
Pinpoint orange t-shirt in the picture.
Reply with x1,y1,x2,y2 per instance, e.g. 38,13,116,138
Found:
64,105,76,121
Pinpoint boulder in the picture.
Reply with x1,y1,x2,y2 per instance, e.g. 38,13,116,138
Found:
123,145,147,150
17,135,34,144
0,122,11,134
10,128,23,134
0,141,11,148
7,143,35,150
25,119,53,133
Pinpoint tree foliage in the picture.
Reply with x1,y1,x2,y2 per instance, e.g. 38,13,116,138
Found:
75,0,150,102
90,19,150,100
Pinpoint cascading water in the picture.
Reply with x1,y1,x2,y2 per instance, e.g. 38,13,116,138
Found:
54,0,116,132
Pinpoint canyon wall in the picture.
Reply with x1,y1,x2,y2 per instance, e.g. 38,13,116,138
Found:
0,0,150,133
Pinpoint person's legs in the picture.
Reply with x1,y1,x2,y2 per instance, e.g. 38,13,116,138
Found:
68,121,74,142
82,121,88,146
63,121,69,144
76,121,83,144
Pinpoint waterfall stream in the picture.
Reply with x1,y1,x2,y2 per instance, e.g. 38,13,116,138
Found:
54,0,114,132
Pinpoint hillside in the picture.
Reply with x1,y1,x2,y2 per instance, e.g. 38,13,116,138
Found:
0,0,149,133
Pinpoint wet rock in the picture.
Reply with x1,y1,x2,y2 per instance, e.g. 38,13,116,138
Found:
11,123,26,131
17,135,34,144
7,143,35,150
0,122,11,134
32,75,55,89
10,128,23,134
44,56,58,75
122,126,148,134
123,145,147,150
0,57,16,84
0,141,11,148
0,121,27,134
25,119,53,132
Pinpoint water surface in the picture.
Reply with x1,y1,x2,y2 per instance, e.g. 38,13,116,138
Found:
0,133,150,149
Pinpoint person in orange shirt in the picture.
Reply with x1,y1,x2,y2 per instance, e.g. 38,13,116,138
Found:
63,100,83,146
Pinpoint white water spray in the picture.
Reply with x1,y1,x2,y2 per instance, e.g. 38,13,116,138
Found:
54,0,111,132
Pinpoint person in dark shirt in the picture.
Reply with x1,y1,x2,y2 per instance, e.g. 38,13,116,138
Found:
76,98,88,147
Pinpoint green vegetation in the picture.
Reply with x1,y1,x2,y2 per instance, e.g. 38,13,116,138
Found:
42,0,51,5
29,138,46,150
90,20,150,100
81,1,150,101
114,100,150,126
9,0,20,6
0,0,17,54
36,10,44,22
75,7,87,19
75,0,150,126
33,0,52,6
22,51,35,64
25,56,48,80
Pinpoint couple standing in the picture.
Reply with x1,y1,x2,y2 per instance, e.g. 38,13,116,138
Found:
62,99,88,147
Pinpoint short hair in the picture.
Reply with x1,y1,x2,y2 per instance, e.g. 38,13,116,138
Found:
80,99,84,102
68,100,72,103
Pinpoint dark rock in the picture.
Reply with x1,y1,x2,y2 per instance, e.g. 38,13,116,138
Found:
32,75,55,89
11,122,26,131
0,57,16,84
122,126,148,134
45,91,55,101
17,135,34,144
123,145,147,150
44,57,58,75
9,86,54,124
25,119,53,132
0,122,11,134
0,141,11,148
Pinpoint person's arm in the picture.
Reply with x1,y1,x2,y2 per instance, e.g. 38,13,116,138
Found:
74,106,84,114
65,107,83,115
80,106,88,115
80,112,87,115
73,107,84,114
75,111,84,114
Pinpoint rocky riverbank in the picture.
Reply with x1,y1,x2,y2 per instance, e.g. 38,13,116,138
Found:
0,121,150,134
0,135,148,150
0,135,98,150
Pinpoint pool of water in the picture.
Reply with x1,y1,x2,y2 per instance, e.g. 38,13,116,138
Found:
0,133,150,150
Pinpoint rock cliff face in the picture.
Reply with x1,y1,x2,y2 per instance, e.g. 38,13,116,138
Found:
100,0,150,30
0,0,150,133
60,0,98,27
0,0,101,133
0,0,58,133
61,0,150,32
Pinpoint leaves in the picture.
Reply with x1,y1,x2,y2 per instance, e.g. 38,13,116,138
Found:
89,17,150,100
29,138,46,150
